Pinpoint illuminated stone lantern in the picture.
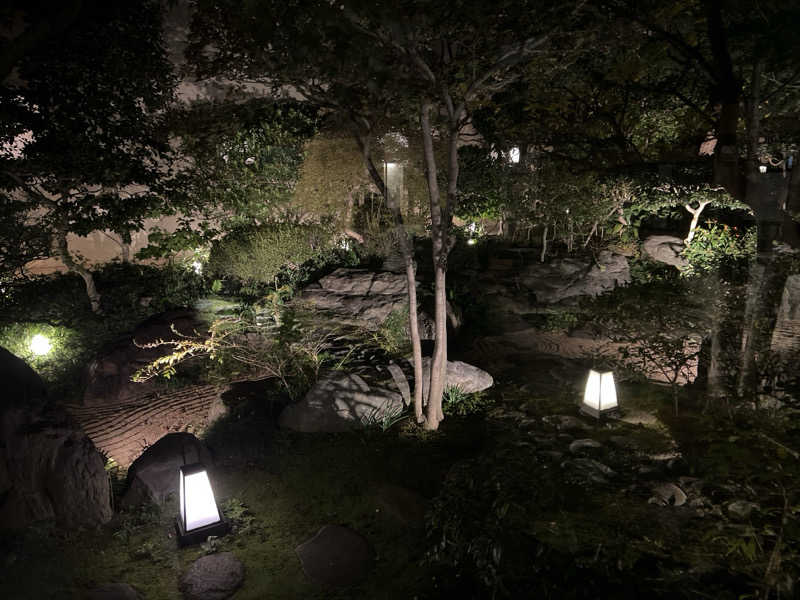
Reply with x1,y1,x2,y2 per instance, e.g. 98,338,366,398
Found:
175,463,229,546
580,369,619,418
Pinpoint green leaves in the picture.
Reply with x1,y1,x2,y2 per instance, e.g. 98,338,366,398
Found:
681,221,756,279
207,222,333,286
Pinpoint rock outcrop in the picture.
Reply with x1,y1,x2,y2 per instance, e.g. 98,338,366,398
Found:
0,347,112,530
642,235,689,269
418,358,494,398
517,250,630,304
278,373,404,432
299,268,411,326
121,432,212,508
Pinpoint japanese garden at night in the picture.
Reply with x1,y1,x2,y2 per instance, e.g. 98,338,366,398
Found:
2,1,800,598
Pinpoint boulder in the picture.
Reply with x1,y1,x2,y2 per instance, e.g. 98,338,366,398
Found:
83,309,204,405
518,251,629,304
300,289,408,325
318,268,407,295
568,438,604,454
86,583,142,600
278,373,404,432
542,415,592,432
0,347,112,531
416,358,494,399
180,552,244,600
642,235,689,269
650,482,688,507
299,269,414,329
296,525,373,587
121,432,212,508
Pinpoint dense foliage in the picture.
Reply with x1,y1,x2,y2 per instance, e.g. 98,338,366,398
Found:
207,222,333,287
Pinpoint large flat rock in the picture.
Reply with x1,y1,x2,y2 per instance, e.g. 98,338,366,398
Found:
296,525,373,587
278,373,404,432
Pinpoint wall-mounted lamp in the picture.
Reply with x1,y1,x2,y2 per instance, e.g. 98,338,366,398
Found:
175,463,229,546
581,370,619,418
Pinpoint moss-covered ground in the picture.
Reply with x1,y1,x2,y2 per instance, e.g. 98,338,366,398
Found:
3,364,798,599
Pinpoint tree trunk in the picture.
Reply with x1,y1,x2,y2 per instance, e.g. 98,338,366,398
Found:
354,128,425,423
540,225,548,262
707,282,728,404
54,226,102,314
736,251,787,400
707,0,744,201
684,200,710,245
420,102,448,430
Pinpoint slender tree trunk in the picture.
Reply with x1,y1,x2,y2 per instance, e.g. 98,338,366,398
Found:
707,272,727,404
707,0,745,202
54,226,102,314
540,225,548,262
420,102,448,429
354,129,425,423
684,200,711,245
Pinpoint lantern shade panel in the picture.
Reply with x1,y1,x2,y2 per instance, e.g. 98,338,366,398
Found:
581,370,618,417
176,463,229,546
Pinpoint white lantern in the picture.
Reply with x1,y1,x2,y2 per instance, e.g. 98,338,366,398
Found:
175,463,228,546
581,370,619,418
759,165,767,174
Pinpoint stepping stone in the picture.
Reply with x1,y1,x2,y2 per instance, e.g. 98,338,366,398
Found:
569,438,604,454
180,552,244,600
296,524,373,587
542,415,591,432
649,482,687,507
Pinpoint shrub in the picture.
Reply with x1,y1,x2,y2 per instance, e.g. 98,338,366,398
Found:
207,222,333,287
681,221,756,279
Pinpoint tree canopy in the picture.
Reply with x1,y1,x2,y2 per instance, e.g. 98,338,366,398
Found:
0,0,177,311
